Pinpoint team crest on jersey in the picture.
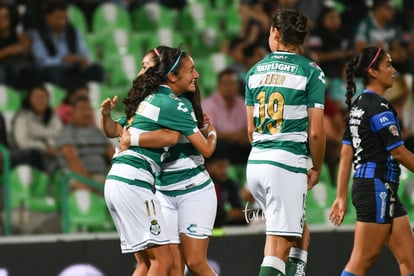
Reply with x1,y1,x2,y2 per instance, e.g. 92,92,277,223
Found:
388,125,399,136
150,219,161,235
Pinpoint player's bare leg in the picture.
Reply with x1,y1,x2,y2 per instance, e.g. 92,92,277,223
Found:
132,251,150,276
169,243,185,276
286,222,310,276
180,234,215,276
145,244,174,276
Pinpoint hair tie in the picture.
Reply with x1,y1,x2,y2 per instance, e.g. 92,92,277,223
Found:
366,48,382,72
168,51,184,73
154,48,160,57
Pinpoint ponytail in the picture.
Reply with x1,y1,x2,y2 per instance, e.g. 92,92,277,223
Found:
345,59,357,112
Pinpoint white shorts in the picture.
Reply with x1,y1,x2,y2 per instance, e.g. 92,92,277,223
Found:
156,184,217,244
246,164,306,237
104,179,169,253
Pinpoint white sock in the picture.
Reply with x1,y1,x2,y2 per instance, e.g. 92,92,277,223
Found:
289,247,308,263
261,256,285,274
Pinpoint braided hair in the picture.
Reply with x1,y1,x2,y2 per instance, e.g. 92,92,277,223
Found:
123,46,187,120
345,47,386,112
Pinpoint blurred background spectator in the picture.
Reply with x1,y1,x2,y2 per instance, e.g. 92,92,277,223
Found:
56,83,90,125
353,0,409,74
11,85,62,175
31,2,104,90
205,151,246,228
307,5,354,80
0,110,46,172
0,3,34,90
202,68,250,165
56,95,114,192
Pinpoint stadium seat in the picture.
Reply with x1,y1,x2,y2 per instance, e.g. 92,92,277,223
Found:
223,5,241,36
103,54,138,86
92,3,132,43
44,83,66,108
197,52,230,96
130,3,177,32
101,28,143,62
67,189,113,232
0,85,21,138
68,4,88,36
227,164,246,188
190,27,223,58
147,27,187,49
9,165,57,212
398,167,414,222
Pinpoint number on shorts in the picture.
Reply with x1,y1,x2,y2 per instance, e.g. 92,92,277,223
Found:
144,200,156,216
256,91,285,134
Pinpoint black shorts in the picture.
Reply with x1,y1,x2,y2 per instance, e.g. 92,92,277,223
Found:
352,178,407,223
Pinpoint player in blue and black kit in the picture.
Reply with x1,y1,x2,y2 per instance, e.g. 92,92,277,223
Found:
330,47,414,276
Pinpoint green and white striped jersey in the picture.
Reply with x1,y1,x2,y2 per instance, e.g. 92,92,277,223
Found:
245,51,325,173
107,86,198,190
156,95,212,196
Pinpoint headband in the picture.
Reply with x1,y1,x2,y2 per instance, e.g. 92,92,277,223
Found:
168,51,184,73
366,48,382,72
153,48,160,57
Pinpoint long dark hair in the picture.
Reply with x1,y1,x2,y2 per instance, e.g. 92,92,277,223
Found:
21,86,53,125
182,84,204,128
271,9,309,46
123,46,189,120
345,47,386,111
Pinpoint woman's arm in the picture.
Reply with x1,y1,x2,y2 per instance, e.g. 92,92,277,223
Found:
119,128,181,151
307,107,326,189
246,106,255,144
329,144,353,226
391,144,414,172
100,96,123,138
186,123,217,158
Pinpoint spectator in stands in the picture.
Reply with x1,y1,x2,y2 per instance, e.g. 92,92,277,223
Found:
0,3,34,90
11,86,62,175
238,0,273,50
56,95,114,191
56,83,89,125
225,36,248,81
397,0,414,71
243,41,267,71
307,6,354,80
0,111,46,172
353,0,409,73
31,2,104,90
205,151,246,228
202,68,250,165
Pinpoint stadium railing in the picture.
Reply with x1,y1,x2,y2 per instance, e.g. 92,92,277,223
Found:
0,144,11,235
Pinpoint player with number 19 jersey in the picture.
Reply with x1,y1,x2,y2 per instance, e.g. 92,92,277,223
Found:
245,52,325,173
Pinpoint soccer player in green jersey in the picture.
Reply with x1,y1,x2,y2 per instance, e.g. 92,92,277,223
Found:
245,9,326,276
102,46,218,275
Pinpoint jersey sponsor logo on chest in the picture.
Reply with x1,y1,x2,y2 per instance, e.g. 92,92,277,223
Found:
257,62,298,73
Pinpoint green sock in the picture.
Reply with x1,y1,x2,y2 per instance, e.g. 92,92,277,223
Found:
259,256,285,276
259,266,284,276
286,247,307,276
286,257,306,276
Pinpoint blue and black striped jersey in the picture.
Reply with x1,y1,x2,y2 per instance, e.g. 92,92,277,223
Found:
343,90,403,183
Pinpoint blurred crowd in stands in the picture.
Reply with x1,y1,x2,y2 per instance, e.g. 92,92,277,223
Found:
1,0,414,234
